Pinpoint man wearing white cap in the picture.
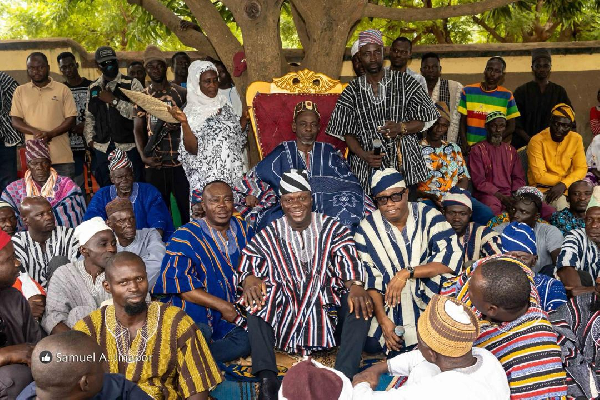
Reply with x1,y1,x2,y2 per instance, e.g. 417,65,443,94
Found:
236,169,372,399
355,168,461,356
327,29,439,196
352,294,510,399
42,217,116,334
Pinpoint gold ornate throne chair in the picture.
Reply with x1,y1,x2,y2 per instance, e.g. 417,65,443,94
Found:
246,69,348,160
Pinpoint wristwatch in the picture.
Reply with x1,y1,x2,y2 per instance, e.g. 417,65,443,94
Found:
111,98,119,107
349,280,364,288
407,266,415,279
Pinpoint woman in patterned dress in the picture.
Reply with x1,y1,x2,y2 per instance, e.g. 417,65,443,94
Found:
168,60,246,195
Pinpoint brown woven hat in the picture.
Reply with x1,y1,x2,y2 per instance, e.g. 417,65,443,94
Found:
143,45,166,67
417,294,479,357
106,197,134,218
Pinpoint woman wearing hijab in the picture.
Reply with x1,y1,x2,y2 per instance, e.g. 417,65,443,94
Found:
168,61,246,194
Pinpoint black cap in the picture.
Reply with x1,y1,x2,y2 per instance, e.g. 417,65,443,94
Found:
95,46,117,63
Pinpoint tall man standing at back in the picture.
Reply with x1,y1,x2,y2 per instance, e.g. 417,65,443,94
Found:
84,46,144,187
512,49,572,150
134,46,189,224
420,52,463,143
57,52,92,189
10,52,77,179
327,29,439,195
388,36,427,90
458,57,520,154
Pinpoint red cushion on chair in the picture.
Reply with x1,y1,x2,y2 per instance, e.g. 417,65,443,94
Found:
252,93,346,158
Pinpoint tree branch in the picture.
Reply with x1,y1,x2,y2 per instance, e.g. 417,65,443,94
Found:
364,0,517,22
126,0,217,57
472,15,508,42
290,1,310,51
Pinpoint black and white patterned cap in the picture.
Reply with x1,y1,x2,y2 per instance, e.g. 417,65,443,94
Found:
279,169,311,196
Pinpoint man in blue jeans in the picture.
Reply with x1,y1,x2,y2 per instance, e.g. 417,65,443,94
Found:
152,180,253,362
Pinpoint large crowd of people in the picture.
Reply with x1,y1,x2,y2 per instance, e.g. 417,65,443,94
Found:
1,26,600,400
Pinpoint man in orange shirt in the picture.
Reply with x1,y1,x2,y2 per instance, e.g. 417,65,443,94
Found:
527,103,587,211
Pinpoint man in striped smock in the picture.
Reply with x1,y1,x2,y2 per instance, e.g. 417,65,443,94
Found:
451,255,567,399
355,168,462,356
557,186,600,297
75,252,222,399
236,169,372,400
326,29,439,195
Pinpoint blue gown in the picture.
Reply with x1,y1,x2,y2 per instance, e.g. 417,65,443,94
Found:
235,141,373,232
83,182,174,241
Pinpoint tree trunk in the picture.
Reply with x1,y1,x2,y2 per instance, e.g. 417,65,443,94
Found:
224,0,286,83
290,0,366,77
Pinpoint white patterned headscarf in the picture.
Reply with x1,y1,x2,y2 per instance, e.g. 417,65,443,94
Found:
184,60,228,130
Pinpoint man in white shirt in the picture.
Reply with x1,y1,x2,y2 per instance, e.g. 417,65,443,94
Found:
352,294,510,399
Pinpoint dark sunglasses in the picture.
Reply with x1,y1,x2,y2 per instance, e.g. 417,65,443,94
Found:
512,195,539,206
374,189,407,206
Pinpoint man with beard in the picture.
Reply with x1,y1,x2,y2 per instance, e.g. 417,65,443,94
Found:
557,186,600,296
469,112,527,215
2,139,86,230
512,49,572,149
237,170,372,398
42,217,116,334
12,197,79,289
10,52,77,179
528,103,587,211
75,251,222,399
327,29,438,195
447,255,567,399
235,101,373,232
550,180,592,235
388,37,426,90
442,187,501,267
57,52,92,188
84,46,144,187
105,198,164,289
153,181,252,363
458,57,520,154
84,149,174,241
420,53,463,143
0,230,43,399
133,46,189,224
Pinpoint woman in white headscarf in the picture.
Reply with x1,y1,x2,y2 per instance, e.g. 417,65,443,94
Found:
168,60,246,194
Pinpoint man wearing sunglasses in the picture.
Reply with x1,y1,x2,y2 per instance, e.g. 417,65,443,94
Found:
355,168,461,357
84,46,144,188
0,229,43,398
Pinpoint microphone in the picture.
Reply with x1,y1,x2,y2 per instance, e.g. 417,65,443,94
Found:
373,139,382,156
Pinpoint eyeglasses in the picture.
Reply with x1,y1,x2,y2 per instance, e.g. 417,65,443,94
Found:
374,189,407,206
99,60,117,68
